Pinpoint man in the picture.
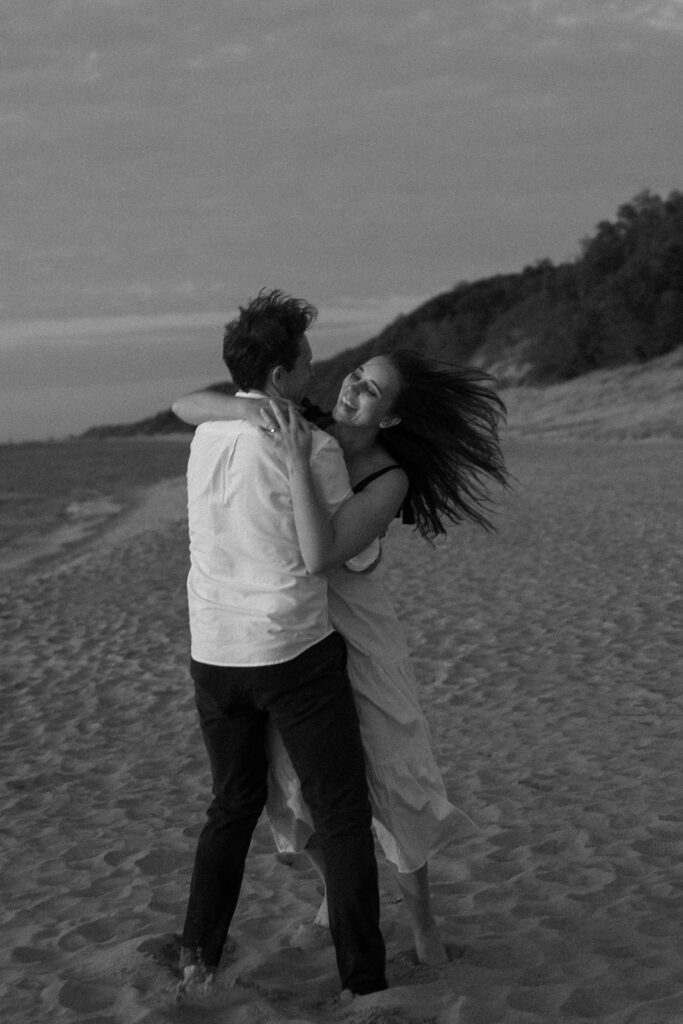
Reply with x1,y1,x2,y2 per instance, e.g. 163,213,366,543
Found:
180,289,387,997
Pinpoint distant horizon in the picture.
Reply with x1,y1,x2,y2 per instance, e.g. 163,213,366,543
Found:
0,306,409,443
3,2,681,442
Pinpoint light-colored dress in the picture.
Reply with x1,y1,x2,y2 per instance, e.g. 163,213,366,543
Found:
266,560,470,873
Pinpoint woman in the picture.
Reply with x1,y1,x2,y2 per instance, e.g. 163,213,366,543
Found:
173,349,508,965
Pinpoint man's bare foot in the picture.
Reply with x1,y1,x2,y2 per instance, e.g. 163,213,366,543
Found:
177,948,215,996
177,963,215,997
413,923,449,967
339,987,383,1005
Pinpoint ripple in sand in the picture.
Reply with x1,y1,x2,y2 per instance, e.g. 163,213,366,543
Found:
538,914,581,933
623,975,683,1003
76,919,119,943
465,940,538,971
636,915,681,938
632,836,683,859
506,984,568,1016
559,985,631,1018
518,964,572,987
134,848,186,876
56,917,121,951
234,945,339,1003
57,930,90,952
458,995,507,1024
625,994,683,1023
148,895,186,916
11,945,57,965
57,979,117,1013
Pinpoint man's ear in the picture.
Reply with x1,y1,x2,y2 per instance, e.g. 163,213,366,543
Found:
379,414,401,430
269,365,284,394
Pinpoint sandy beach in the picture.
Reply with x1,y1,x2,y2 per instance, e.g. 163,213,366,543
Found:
2,359,683,1024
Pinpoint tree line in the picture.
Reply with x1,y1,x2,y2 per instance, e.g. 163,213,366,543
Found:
308,189,683,408
87,189,682,435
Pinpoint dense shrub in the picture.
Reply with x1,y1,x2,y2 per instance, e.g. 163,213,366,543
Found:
308,189,683,404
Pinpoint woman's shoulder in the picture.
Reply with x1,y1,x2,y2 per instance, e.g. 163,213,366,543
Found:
352,460,409,495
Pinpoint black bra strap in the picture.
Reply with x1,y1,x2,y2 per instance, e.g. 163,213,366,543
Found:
352,465,403,494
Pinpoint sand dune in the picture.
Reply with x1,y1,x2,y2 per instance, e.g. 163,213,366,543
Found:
2,359,683,1022
502,346,683,440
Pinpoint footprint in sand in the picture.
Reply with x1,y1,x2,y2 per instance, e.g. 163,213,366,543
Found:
11,945,58,968
55,978,117,1014
234,944,340,1003
57,917,117,951
134,848,186,876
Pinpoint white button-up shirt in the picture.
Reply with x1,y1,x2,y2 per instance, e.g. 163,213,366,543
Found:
186,394,352,666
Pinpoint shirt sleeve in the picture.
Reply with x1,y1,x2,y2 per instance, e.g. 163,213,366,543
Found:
309,433,353,517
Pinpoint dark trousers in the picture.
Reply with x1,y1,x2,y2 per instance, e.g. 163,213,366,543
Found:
181,632,387,995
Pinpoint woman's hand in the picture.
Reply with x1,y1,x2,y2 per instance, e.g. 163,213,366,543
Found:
243,396,288,431
264,400,313,464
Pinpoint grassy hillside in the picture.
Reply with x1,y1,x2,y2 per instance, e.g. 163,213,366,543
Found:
307,189,683,409
84,189,682,437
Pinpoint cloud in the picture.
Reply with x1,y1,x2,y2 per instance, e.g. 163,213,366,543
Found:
0,295,425,347
492,0,683,34
184,42,251,70
2,0,681,340
637,0,683,33
317,295,429,331
80,51,102,83
0,312,228,345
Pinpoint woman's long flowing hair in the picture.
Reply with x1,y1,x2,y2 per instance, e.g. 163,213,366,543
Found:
379,350,509,538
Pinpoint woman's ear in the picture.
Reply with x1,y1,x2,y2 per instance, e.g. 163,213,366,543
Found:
379,414,401,430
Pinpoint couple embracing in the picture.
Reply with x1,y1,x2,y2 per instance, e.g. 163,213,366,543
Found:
176,288,507,998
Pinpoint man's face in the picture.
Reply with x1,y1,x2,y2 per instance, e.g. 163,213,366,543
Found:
276,335,313,404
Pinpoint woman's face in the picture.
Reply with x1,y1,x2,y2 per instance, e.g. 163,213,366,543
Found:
332,356,401,429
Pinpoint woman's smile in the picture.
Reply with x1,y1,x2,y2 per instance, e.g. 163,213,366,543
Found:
339,392,359,415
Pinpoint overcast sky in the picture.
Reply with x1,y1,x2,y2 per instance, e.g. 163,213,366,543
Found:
2,0,681,441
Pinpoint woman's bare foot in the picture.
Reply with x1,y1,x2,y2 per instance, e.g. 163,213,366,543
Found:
314,891,329,928
412,921,449,966
397,863,449,966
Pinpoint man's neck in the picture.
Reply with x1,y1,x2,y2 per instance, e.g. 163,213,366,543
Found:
263,384,301,407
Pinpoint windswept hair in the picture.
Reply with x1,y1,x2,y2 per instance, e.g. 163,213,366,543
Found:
223,288,317,391
380,350,509,538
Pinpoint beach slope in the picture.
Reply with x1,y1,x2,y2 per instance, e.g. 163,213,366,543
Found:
2,356,683,1023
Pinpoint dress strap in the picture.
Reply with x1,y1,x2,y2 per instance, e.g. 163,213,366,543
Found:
353,464,416,527
352,465,403,494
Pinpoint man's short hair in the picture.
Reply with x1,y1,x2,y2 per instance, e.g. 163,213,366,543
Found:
223,288,317,391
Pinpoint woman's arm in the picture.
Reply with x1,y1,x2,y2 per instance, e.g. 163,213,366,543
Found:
172,390,278,429
268,402,409,574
